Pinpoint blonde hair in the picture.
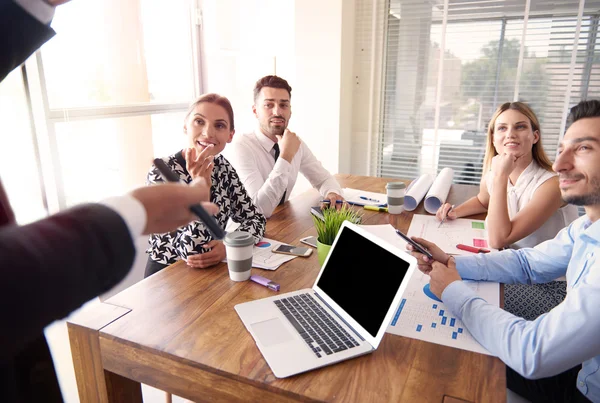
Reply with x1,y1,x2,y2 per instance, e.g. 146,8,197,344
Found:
482,102,553,174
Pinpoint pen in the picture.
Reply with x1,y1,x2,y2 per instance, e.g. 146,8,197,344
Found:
250,275,280,291
153,158,225,240
456,244,490,254
364,205,388,213
320,200,344,203
360,196,380,202
438,204,455,228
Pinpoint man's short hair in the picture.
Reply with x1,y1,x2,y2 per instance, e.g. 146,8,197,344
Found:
568,99,600,124
253,75,292,102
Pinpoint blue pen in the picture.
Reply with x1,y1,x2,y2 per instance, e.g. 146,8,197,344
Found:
360,196,380,203
320,200,344,203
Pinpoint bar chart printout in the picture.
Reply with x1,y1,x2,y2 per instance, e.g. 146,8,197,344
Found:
386,270,500,355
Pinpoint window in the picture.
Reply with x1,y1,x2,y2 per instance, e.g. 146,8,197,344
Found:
26,0,199,212
373,0,600,186
0,69,47,224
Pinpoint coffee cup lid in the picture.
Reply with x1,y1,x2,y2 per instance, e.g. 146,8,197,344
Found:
386,182,406,189
223,231,255,247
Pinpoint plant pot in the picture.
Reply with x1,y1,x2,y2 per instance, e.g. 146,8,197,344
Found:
317,239,332,266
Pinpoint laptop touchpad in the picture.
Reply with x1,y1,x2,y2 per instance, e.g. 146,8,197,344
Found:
251,318,293,347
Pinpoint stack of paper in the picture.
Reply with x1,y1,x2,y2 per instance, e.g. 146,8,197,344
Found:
343,188,387,206
222,237,297,270
357,223,500,355
407,214,497,255
358,224,407,249
387,270,499,355
250,238,297,270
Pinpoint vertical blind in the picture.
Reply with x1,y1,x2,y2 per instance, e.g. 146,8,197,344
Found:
362,0,600,185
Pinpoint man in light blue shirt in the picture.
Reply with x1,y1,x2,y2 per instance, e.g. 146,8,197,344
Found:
409,99,600,403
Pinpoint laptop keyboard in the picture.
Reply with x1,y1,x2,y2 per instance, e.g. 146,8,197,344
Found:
274,293,360,358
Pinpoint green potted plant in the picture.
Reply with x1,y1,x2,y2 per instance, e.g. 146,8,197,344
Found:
312,206,362,265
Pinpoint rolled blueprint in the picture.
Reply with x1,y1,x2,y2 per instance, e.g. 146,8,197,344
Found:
424,167,454,214
403,174,434,211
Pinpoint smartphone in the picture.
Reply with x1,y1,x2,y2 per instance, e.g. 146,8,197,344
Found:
310,206,324,221
272,244,313,257
395,229,433,259
300,236,318,248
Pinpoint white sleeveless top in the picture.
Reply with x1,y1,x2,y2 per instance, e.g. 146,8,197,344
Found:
485,160,579,250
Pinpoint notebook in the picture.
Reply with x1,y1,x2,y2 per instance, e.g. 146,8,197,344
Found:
235,221,417,378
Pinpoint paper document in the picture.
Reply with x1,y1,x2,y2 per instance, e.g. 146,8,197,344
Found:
224,237,296,270
424,167,454,214
359,223,500,355
407,214,497,256
342,188,387,206
358,224,408,250
404,174,434,211
251,238,298,270
387,269,500,355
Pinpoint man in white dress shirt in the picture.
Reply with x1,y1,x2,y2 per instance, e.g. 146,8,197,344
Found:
227,75,344,218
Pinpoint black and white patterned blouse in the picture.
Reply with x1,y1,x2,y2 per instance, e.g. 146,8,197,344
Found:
146,150,266,265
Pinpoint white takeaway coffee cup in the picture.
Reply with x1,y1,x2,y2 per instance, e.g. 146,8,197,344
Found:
386,182,406,214
223,231,255,281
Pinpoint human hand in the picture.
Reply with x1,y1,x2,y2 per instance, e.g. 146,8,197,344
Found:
130,178,218,235
428,259,462,299
436,203,457,221
321,192,345,210
491,153,518,178
185,147,215,184
406,237,451,274
276,129,301,162
185,240,226,269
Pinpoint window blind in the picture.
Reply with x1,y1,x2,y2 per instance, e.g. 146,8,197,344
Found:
361,0,600,189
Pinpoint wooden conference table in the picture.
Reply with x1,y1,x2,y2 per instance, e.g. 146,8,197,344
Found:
68,174,505,402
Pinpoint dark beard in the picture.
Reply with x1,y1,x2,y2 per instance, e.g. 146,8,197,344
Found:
261,122,285,137
562,178,600,206
564,192,600,206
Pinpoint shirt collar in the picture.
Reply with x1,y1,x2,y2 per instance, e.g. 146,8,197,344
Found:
581,215,600,243
253,128,277,154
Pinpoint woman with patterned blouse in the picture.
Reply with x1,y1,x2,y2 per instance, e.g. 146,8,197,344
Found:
145,93,266,277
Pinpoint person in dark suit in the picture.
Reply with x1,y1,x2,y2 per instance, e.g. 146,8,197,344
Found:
0,1,217,401
0,178,216,401
0,0,67,82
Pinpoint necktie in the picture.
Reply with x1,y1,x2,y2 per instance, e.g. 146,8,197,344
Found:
273,143,286,205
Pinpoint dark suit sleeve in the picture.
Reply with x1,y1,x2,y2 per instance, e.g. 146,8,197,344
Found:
0,204,135,359
0,0,56,82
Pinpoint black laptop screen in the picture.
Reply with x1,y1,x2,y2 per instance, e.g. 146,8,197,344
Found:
316,226,410,338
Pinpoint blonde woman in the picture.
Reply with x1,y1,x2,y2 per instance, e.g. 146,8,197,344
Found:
436,102,578,319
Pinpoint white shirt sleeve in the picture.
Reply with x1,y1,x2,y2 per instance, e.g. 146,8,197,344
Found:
14,0,55,24
298,142,343,197
100,195,147,242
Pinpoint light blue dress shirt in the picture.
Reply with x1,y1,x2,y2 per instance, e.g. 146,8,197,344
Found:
442,215,600,402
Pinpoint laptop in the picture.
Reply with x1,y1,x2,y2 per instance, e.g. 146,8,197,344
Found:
235,221,417,378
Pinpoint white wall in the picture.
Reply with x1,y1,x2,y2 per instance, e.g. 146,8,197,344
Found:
200,0,296,134
293,0,355,177
350,0,386,177
202,0,356,197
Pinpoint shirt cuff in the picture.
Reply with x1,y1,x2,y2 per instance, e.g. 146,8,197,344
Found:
273,157,292,173
441,280,479,321
14,0,56,25
100,195,147,240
